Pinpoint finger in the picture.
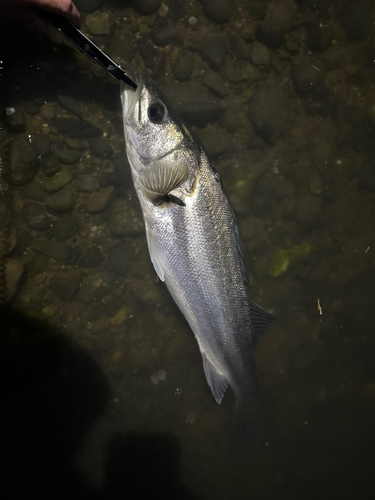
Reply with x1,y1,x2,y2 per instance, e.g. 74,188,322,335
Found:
24,0,81,28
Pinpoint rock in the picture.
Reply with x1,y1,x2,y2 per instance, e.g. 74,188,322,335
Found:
248,0,268,20
131,0,161,15
107,198,144,237
57,95,82,118
291,61,325,94
84,186,114,213
86,12,110,36
53,216,79,241
109,306,128,326
197,127,232,157
23,101,41,115
88,138,113,159
220,109,241,132
256,0,295,49
202,69,228,98
30,240,72,260
33,134,51,157
161,327,194,363
339,0,371,42
150,25,183,47
78,246,104,268
247,88,288,146
136,36,158,69
49,271,83,302
195,37,227,71
53,118,102,138
229,34,253,60
242,64,261,83
353,122,375,159
168,0,184,19
4,258,24,302
198,0,234,23
251,40,270,66
54,147,81,164
6,107,26,133
349,161,375,193
21,202,50,231
77,282,96,303
45,186,75,213
27,181,46,201
74,0,103,11
223,61,243,83
269,243,311,277
296,189,322,223
41,155,61,176
173,50,193,81
44,166,73,192
64,137,86,150
106,243,134,275
40,104,56,121
162,82,222,127
9,134,39,186
248,131,267,149
250,169,287,218
76,174,100,192
323,181,341,203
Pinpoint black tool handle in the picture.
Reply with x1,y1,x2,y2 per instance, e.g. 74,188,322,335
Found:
32,8,137,89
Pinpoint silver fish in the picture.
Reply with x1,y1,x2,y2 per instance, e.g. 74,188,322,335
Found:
121,75,273,406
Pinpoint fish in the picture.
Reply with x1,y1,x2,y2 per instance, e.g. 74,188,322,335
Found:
121,75,274,407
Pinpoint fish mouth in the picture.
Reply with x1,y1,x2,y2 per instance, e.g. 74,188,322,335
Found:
121,74,144,129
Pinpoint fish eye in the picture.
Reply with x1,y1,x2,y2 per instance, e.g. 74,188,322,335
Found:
148,102,167,123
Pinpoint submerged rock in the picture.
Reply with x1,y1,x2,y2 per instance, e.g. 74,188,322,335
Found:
45,186,75,213
4,258,24,303
269,243,311,277
49,271,84,302
195,37,227,71
21,202,50,231
84,187,114,213
30,240,72,261
131,0,161,15
198,0,234,23
44,167,73,192
339,0,371,42
78,246,104,268
53,216,79,241
53,118,102,138
106,243,134,275
173,50,193,81
107,198,144,237
86,12,110,36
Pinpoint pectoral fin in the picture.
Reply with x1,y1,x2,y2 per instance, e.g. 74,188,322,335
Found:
139,161,189,205
202,353,229,404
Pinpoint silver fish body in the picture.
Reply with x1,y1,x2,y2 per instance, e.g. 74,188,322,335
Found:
121,76,273,405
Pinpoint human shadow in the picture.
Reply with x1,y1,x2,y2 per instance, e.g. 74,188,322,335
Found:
0,307,199,500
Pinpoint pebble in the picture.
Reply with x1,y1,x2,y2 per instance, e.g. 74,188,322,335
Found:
131,0,161,15
339,0,371,42
109,306,128,326
136,37,158,69
107,198,144,237
229,34,253,60
84,186,114,213
88,138,113,159
40,104,56,121
173,50,193,81
64,137,86,150
198,0,233,23
106,243,134,275
53,118,102,138
77,283,96,304
150,25,183,47
296,191,322,223
256,0,295,49
247,88,288,146
220,109,241,133
53,216,79,241
49,271,84,302
248,0,268,20
86,12,110,36
168,0,184,19
269,243,311,277
195,36,227,71
54,147,81,164
57,95,82,118
44,166,73,192
78,246,104,268
41,155,61,176
6,107,26,133
223,61,243,83
42,307,55,318
202,69,228,98
30,239,72,261
151,374,159,385
45,186,75,213
242,64,261,83
197,127,232,157
27,182,46,201
291,61,325,94
251,41,270,66
33,133,51,157
9,134,39,185
21,202,50,231
4,258,24,302
76,174,100,192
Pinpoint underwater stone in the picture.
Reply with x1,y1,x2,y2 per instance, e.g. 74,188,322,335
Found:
198,0,234,24
49,271,84,302
57,95,83,118
150,25,183,47
78,246,104,268
291,61,325,94
30,239,72,261
106,243,134,275
54,147,81,164
202,70,228,98
76,174,100,192
21,202,50,231
86,12,110,36
173,50,193,81
197,127,232,157
89,138,113,159
195,37,227,71
339,0,371,42
84,186,114,213
41,155,61,176
53,118,102,138
131,0,161,16
107,198,144,237
269,243,312,277
4,258,24,303
53,216,79,241
44,167,73,192
45,186,75,213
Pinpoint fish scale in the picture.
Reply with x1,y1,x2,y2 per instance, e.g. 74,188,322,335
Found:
121,75,274,406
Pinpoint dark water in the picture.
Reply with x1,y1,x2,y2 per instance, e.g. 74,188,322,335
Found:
1,1,375,499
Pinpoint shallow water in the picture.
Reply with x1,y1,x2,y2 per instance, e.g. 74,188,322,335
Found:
1,1,375,499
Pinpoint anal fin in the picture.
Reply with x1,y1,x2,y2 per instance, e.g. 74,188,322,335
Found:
202,353,229,404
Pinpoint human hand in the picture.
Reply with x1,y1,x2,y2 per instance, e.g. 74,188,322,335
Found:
0,0,81,30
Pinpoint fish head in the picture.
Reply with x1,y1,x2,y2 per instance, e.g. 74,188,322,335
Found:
121,75,186,170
